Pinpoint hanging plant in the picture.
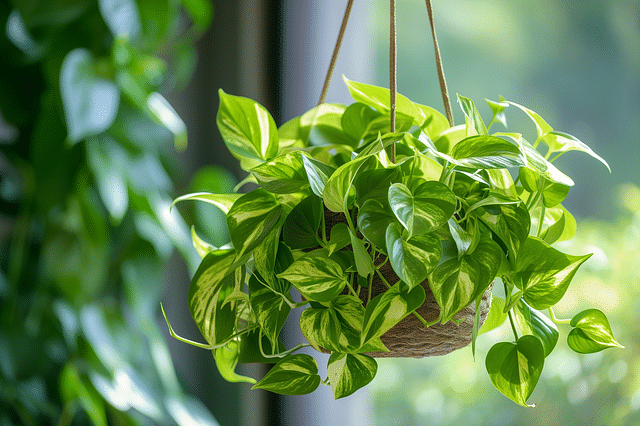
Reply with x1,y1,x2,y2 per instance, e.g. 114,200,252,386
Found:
165,0,622,405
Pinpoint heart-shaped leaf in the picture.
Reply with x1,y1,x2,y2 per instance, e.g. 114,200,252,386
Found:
217,89,279,170
327,223,351,255
388,181,456,237
226,188,282,258
277,255,348,302
61,48,120,144
250,152,309,194
476,203,530,260
357,199,397,252
385,222,441,289
485,335,545,407
323,155,376,213
327,353,377,399
252,354,321,395
513,237,591,310
568,309,623,354
361,283,426,348
514,300,559,357
341,102,383,141
354,167,401,208
428,237,502,323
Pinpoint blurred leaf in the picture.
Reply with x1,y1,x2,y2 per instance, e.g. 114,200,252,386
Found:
181,0,214,33
14,0,89,28
60,48,120,144
147,92,187,151
60,363,108,426
98,0,141,38
165,395,221,426
277,255,348,302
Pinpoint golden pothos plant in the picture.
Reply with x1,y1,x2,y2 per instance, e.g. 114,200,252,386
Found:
165,77,622,405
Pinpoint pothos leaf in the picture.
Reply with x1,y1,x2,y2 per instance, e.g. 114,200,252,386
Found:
485,335,545,407
457,94,488,136
327,353,377,399
568,309,623,354
277,255,348,302
252,354,321,395
301,154,336,197
250,151,309,194
513,300,559,357
282,195,323,250
213,340,257,384
357,199,397,252
385,222,441,289
248,274,291,347
478,296,507,335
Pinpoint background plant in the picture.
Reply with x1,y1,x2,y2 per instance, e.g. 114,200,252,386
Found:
0,0,222,424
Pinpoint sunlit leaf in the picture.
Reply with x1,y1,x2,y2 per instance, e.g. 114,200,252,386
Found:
252,354,321,395
457,94,487,136
327,353,377,399
251,151,309,194
568,309,623,354
514,300,559,357
277,255,348,302
386,222,441,289
213,340,256,384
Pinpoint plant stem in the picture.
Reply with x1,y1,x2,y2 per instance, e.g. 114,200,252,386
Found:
507,310,519,342
258,331,310,358
548,307,572,325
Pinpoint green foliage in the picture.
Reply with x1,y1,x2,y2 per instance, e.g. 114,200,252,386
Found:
0,0,218,424
169,78,620,403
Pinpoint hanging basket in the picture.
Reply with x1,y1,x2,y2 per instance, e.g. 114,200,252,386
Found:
323,209,492,358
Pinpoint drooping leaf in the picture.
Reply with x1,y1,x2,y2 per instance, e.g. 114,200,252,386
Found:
60,48,120,144
357,199,397,252
506,101,553,140
226,188,282,258
388,181,456,237
568,309,623,354
327,353,378,399
301,154,336,197
485,335,545,407
450,135,525,169
514,300,559,357
190,226,216,258
282,195,323,249
248,274,291,347
513,237,591,310
349,228,374,277
448,219,473,258
252,354,321,395
353,167,401,208
385,222,441,289
486,98,509,128
506,134,575,187
277,255,348,302
217,89,279,170
457,94,488,135
361,282,426,348
213,340,257,384
187,249,238,346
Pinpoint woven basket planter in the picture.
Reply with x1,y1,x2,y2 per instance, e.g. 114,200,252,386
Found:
323,209,493,358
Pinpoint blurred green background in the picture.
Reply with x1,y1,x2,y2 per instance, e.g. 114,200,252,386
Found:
1,0,639,425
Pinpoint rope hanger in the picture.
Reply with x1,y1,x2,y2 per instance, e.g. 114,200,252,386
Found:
317,0,456,160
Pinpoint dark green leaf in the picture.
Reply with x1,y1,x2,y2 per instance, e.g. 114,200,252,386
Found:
568,309,623,354
227,188,282,258
361,283,426,348
60,48,120,144
251,152,309,194
217,89,279,170
386,222,441,289
354,167,401,208
327,223,351,255
514,300,559,357
428,236,502,323
301,155,336,197
450,135,525,169
388,181,456,237
277,255,348,302
252,354,321,395
282,195,323,249
237,330,285,364
476,203,530,260
514,237,591,310
248,275,291,347
327,353,377,399
61,363,108,426
457,94,487,135
485,335,545,407
357,199,397,251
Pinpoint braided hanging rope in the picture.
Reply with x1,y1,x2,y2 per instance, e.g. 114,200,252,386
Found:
425,0,454,126
318,0,355,106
